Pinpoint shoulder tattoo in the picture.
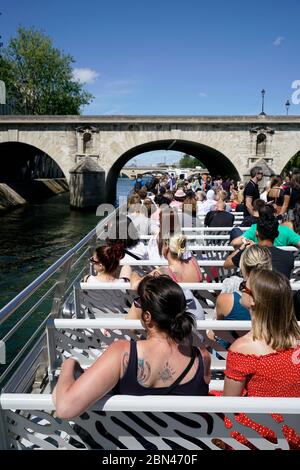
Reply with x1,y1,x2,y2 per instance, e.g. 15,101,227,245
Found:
121,352,129,377
158,361,176,383
137,358,151,386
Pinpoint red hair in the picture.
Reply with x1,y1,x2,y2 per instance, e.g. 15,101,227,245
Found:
95,243,124,273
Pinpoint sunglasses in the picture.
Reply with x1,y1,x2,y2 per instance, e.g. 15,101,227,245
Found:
133,296,142,309
89,257,100,265
239,280,253,297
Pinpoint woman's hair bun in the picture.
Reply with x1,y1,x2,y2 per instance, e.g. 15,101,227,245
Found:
170,311,194,342
95,242,124,274
169,234,187,259
109,241,125,260
137,275,195,343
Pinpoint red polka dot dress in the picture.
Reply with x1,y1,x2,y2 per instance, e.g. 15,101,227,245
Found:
225,347,300,397
221,347,300,449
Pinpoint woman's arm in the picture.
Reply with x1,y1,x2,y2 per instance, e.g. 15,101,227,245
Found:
223,377,245,396
224,240,254,270
53,340,128,419
200,347,211,385
280,194,290,215
223,249,242,269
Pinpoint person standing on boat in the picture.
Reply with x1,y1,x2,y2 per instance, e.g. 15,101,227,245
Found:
243,166,264,217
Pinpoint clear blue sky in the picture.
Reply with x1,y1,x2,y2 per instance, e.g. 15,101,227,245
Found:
1,0,299,163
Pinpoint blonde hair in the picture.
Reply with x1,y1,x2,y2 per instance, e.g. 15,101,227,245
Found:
215,190,227,201
249,269,300,350
239,245,272,279
168,234,187,259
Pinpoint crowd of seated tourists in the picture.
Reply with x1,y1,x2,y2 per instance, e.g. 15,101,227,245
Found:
54,166,300,419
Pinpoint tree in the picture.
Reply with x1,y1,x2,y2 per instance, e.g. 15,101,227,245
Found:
0,27,93,114
179,154,204,168
282,151,300,175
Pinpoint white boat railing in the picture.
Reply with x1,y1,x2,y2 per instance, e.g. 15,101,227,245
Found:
119,259,300,267
1,392,300,450
0,206,120,386
141,234,232,240
182,226,248,232
187,245,299,251
79,281,300,291
1,394,299,414
51,318,253,330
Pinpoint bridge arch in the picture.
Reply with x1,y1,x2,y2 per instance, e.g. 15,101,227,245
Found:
277,148,300,175
0,141,68,200
105,139,240,203
0,141,66,180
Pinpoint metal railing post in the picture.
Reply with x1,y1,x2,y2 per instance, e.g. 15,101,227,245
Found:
50,255,74,319
46,319,57,386
0,409,10,450
74,284,83,319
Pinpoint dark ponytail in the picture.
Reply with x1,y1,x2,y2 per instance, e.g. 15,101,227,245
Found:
138,275,195,343
170,311,194,342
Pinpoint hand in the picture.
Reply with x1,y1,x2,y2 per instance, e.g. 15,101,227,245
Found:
206,329,216,341
149,269,161,277
240,238,254,250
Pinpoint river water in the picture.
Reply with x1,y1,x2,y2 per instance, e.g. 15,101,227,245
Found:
0,178,133,309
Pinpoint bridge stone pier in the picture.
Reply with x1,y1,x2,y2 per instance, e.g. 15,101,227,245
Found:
0,115,300,207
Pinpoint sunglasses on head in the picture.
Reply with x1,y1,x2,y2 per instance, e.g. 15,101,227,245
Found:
239,280,253,297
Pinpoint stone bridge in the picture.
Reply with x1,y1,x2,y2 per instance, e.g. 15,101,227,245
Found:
0,115,300,206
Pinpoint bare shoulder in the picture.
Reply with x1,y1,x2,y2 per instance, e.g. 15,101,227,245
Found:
87,339,131,378
229,333,256,354
216,292,234,315
106,339,130,356
217,292,233,304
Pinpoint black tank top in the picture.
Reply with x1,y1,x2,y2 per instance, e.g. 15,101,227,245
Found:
113,340,208,396
267,188,284,207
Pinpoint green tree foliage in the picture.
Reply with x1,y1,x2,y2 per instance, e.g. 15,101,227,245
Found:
179,154,204,168
0,27,93,114
282,151,300,175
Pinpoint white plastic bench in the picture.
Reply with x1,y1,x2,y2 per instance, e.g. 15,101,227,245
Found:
1,393,300,450
47,318,248,376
